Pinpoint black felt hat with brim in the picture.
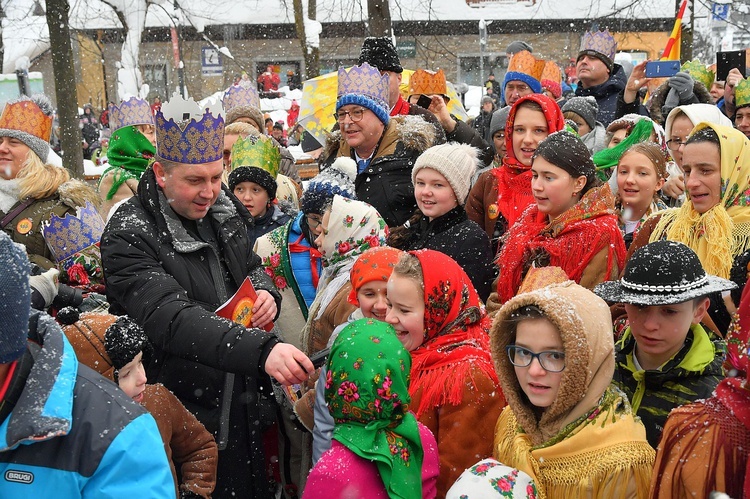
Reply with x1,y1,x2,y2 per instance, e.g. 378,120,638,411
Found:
594,240,736,306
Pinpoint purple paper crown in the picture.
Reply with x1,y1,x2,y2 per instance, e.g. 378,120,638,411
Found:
155,92,225,164
42,201,105,263
223,82,261,111
109,97,154,131
337,63,390,109
580,29,617,63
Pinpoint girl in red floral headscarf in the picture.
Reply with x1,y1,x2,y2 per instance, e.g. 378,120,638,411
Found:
467,94,565,252
386,249,505,496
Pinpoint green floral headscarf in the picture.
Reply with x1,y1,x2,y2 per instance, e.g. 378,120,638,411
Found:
326,318,422,499
100,125,156,200
592,118,658,178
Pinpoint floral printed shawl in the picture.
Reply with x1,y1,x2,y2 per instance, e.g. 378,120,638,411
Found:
326,318,422,499
649,122,750,278
408,249,499,418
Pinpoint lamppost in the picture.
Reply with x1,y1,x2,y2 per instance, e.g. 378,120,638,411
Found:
479,19,492,87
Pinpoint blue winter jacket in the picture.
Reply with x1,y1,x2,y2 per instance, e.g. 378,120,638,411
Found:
0,312,175,497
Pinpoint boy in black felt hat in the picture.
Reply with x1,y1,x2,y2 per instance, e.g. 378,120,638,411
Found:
595,240,735,448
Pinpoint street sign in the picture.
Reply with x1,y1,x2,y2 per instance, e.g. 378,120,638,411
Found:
201,47,223,76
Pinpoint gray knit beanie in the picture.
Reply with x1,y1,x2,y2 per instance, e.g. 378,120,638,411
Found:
506,41,533,55
225,105,265,133
489,106,511,138
562,96,599,130
412,143,480,206
0,231,31,363
0,94,53,163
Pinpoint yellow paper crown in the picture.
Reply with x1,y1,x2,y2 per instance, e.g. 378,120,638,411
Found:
681,59,715,90
0,99,52,142
408,69,448,97
736,78,750,108
230,134,280,178
507,51,545,81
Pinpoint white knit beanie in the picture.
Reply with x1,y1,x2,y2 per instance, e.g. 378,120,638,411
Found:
412,142,479,206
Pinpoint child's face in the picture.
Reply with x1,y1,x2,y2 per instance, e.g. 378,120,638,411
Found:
313,210,331,253
117,351,147,404
513,317,564,409
624,298,709,369
531,156,586,220
357,281,388,321
233,181,270,218
511,106,549,166
385,274,425,351
414,167,458,221
617,151,665,214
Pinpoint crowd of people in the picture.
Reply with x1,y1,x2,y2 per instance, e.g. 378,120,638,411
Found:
1,30,749,499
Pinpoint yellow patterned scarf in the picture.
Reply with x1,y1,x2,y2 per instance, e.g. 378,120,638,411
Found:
650,123,750,278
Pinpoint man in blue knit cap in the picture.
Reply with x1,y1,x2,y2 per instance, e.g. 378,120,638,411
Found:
0,231,174,497
319,62,436,227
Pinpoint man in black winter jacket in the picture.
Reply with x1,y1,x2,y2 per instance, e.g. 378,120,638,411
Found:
101,94,312,499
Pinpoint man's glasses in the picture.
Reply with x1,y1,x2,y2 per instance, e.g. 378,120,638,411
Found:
306,214,323,229
506,345,566,372
334,108,366,123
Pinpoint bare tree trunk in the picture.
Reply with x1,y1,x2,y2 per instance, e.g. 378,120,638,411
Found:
293,0,320,79
46,0,84,178
367,0,391,37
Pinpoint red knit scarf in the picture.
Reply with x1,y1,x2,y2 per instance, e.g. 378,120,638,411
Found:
493,94,566,229
407,250,499,418
497,184,626,304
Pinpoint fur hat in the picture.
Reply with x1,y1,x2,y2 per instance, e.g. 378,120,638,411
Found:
562,96,599,130
104,316,152,382
228,166,277,199
595,240,736,306
301,157,357,214
0,94,53,163
0,231,30,363
225,105,265,132
358,37,403,73
489,106,511,138
412,142,480,206
58,308,116,380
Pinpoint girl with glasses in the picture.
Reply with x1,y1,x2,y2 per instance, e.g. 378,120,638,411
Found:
489,270,654,498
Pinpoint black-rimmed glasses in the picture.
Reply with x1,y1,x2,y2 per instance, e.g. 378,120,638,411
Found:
506,345,566,372
333,108,366,123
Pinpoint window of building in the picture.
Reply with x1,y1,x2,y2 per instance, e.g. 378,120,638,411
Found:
143,63,168,100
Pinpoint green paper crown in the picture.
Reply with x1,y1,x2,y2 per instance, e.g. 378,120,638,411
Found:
230,134,280,178
736,78,750,108
681,59,715,90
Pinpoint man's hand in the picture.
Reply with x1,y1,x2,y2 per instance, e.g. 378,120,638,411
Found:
251,289,277,328
723,68,743,116
662,172,685,199
265,343,313,385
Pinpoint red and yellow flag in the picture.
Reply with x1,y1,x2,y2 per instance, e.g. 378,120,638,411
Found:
661,0,688,61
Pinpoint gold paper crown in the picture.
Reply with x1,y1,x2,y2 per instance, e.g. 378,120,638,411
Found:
540,61,562,84
337,63,390,106
681,59,716,90
230,134,280,178
42,201,105,263
507,51,545,81
736,78,750,108
223,82,261,112
155,92,225,164
580,29,617,63
0,99,52,141
109,97,154,131
408,69,448,97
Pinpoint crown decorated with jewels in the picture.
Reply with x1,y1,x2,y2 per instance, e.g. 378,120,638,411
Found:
508,51,545,81
681,59,715,91
42,201,105,264
109,97,154,131
409,69,448,98
0,98,52,142
736,78,750,108
230,134,280,178
223,82,261,112
337,63,389,107
155,92,225,164
579,29,617,63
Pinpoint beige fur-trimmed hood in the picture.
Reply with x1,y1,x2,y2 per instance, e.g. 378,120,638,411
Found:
489,280,615,446
58,179,101,211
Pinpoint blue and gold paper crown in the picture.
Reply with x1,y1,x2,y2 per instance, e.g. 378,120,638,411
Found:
230,134,281,177
223,82,261,112
337,63,390,108
155,92,225,164
42,201,105,263
109,97,154,131
579,29,617,65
